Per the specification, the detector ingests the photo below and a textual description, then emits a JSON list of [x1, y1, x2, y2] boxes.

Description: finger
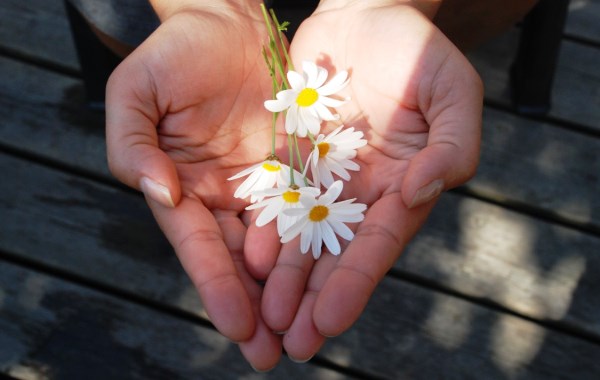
[[283, 291, 324, 363], [243, 209, 283, 280], [105, 53, 181, 208], [281, 254, 338, 361], [213, 210, 282, 371], [403, 50, 483, 208], [147, 196, 254, 342], [261, 237, 315, 333], [313, 193, 434, 337]]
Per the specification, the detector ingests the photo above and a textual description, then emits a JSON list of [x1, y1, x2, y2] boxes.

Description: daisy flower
[[281, 180, 367, 259], [246, 185, 321, 236], [306, 125, 367, 189], [264, 61, 349, 137], [228, 158, 304, 203]]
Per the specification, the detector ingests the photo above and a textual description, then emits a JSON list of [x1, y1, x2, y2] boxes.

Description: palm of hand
[[254, 4, 482, 361], [107, 9, 293, 369]]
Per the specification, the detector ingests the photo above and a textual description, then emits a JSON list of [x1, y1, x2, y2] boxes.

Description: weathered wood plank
[[398, 193, 600, 337], [0, 153, 204, 316], [566, 0, 600, 43], [0, 262, 347, 379], [0, 0, 79, 70], [471, 107, 600, 229], [323, 276, 600, 379], [468, 29, 600, 132], [2, 149, 600, 375], [0, 55, 110, 179]]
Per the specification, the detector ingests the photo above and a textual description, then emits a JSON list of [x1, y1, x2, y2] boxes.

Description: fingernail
[[140, 176, 175, 207], [409, 179, 444, 208], [250, 364, 276, 373], [288, 354, 314, 364]]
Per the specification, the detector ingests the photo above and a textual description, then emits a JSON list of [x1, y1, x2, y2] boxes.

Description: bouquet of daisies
[[228, 5, 367, 259]]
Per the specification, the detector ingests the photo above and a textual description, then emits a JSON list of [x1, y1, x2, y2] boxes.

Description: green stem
[[293, 134, 310, 187], [260, 4, 289, 89], [270, 9, 294, 72], [287, 133, 295, 186]]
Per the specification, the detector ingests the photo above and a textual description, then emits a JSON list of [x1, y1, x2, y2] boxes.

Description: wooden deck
[[1, 1, 599, 379]]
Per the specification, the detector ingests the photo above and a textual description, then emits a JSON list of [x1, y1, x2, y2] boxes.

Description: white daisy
[[246, 185, 321, 236], [264, 61, 349, 137], [306, 125, 367, 189], [228, 158, 304, 203], [281, 181, 366, 259]]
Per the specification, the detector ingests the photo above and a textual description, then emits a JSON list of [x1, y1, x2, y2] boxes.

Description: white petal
[[318, 162, 335, 188], [318, 180, 343, 205], [299, 194, 317, 208], [328, 126, 356, 141], [298, 108, 321, 137], [326, 158, 351, 180], [329, 219, 355, 241], [329, 201, 367, 214], [298, 186, 321, 197], [323, 125, 344, 142], [255, 198, 284, 226], [336, 139, 367, 151], [318, 70, 349, 95], [227, 162, 261, 180], [312, 223, 323, 259], [309, 151, 321, 188], [245, 197, 273, 210], [285, 105, 299, 134], [253, 186, 287, 198], [287, 70, 306, 90], [339, 158, 361, 171], [233, 168, 263, 198], [313, 103, 338, 121], [315, 66, 329, 88], [319, 95, 347, 108], [283, 208, 308, 217], [321, 221, 341, 255], [264, 89, 296, 112], [281, 216, 308, 243], [302, 61, 320, 88], [328, 212, 365, 223], [278, 209, 298, 237], [300, 222, 313, 253], [306, 120, 322, 137]]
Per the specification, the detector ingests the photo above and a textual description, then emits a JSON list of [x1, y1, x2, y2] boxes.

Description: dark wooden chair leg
[[64, 0, 121, 110], [511, 0, 570, 115]]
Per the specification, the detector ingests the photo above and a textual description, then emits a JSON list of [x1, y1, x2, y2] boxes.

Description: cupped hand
[[259, 2, 483, 361], [105, 1, 288, 370]]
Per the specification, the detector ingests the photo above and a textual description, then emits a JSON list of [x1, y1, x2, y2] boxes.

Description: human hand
[[257, 1, 482, 361], [105, 0, 287, 370]]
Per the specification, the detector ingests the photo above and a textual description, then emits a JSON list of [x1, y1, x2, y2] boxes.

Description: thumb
[[402, 54, 483, 208], [105, 57, 181, 208], [401, 140, 480, 208]]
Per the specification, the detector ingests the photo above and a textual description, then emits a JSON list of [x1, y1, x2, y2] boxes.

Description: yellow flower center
[[317, 142, 330, 158], [296, 88, 319, 107], [309, 205, 329, 222], [282, 191, 300, 203], [262, 162, 281, 172]]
